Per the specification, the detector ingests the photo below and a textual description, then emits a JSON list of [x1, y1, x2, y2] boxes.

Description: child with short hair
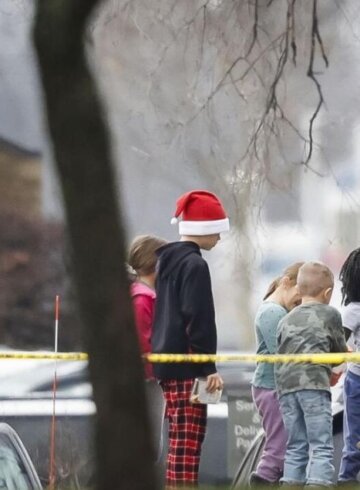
[[152, 189, 229, 487], [275, 261, 348, 487], [338, 248, 360, 485]]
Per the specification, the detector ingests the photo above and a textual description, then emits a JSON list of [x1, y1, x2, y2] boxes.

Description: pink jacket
[[130, 281, 156, 379]]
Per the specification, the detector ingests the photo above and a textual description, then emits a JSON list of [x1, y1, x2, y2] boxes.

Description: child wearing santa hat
[[151, 190, 229, 487]]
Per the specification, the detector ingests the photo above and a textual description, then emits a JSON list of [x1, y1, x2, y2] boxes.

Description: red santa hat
[[171, 190, 230, 236]]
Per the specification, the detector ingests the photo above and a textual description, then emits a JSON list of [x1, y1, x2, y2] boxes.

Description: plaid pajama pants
[[161, 379, 207, 487]]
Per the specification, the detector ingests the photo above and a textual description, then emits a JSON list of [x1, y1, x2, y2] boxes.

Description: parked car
[[0, 358, 95, 488], [0, 423, 42, 489], [232, 379, 346, 487]]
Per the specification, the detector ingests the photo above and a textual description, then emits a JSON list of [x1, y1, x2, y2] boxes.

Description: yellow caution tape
[[0, 351, 358, 364], [146, 352, 360, 364], [0, 352, 88, 361]]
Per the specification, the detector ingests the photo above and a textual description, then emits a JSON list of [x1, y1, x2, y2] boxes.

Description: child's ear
[[281, 276, 290, 288], [324, 287, 333, 302]]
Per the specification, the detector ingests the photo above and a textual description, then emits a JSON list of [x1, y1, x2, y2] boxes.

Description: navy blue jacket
[[151, 241, 217, 379]]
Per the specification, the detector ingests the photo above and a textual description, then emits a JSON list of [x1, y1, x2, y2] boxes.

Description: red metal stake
[[49, 295, 59, 490]]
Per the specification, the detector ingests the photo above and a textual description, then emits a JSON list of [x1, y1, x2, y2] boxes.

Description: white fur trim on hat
[[179, 218, 230, 236]]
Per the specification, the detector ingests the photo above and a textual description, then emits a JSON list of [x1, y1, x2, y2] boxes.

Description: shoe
[[249, 472, 278, 487], [337, 482, 360, 487]]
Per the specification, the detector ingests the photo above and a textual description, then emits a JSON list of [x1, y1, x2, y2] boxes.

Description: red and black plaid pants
[[161, 379, 207, 487]]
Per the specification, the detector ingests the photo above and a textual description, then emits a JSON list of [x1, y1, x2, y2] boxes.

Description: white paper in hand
[[190, 378, 223, 404]]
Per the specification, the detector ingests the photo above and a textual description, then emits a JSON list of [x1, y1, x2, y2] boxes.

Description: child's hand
[[206, 373, 223, 393], [330, 371, 342, 386]]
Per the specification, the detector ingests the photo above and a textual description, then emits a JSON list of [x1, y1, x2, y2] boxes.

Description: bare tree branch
[[290, 0, 297, 65], [304, 0, 328, 166], [245, 0, 259, 57], [186, 32, 285, 125]]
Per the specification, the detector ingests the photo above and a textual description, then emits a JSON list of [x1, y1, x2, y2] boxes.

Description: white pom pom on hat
[[170, 190, 229, 236]]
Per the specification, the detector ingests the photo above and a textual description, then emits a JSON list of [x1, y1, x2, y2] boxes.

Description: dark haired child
[[338, 248, 360, 485], [152, 190, 229, 487]]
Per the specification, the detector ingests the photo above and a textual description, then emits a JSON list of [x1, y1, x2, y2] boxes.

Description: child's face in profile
[[283, 284, 302, 311], [198, 234, 221, 251]]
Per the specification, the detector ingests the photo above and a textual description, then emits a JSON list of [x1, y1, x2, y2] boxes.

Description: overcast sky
[[0, 0, 43, 151]]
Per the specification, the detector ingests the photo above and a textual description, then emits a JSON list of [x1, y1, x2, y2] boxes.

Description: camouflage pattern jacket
[[275, 302, 347, 397]]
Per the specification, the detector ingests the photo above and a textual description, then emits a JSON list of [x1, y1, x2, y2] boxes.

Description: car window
[[0, 435, 32, 489]]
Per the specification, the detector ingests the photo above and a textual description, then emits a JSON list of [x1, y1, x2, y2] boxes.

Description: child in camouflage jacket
[[275, 262, 347, 487]]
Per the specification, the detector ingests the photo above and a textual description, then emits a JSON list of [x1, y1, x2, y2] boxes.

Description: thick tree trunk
[[33, 2, 157, 489]]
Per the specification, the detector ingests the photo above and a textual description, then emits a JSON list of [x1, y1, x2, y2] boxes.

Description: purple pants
[[252, 386, 288, 482]]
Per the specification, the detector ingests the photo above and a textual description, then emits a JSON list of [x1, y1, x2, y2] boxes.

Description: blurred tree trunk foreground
[[34, 1, 157, 489]]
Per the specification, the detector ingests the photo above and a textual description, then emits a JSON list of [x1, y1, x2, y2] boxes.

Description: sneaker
[[249, 472, 278, 487]]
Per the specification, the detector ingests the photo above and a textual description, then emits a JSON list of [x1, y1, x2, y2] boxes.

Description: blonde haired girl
[[250, 262, 304, 486]]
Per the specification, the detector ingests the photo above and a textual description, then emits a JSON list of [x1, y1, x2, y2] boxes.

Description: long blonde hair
[[263, 262, 304, 300]]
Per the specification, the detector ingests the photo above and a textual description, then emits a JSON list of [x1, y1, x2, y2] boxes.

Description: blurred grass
[[53, 487, 231, 490]]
